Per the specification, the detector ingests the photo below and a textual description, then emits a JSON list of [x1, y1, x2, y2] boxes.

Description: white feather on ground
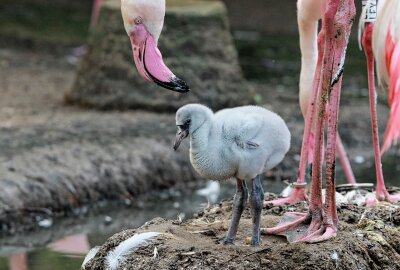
[[321, 189, 347, 206], [105, 232, 161, 270], [81, 246, 100, 268], [343, 190, 373, 206], [280, 184, 294, 198]]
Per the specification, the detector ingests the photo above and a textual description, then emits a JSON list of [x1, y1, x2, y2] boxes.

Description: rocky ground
[[83, 196, 400, 270]]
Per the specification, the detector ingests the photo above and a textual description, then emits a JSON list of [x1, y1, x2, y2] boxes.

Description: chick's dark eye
[[177, 119, 190, 129]]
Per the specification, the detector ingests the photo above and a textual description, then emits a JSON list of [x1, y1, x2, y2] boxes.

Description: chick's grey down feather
[[175, 104, 291, 181]]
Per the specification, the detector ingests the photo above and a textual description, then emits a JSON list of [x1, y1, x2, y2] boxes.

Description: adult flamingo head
[[121, 0, 189, 92]]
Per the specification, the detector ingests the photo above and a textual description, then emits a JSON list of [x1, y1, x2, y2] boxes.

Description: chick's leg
[[250, 175, 264, 246], [224, 178, 248, 245]]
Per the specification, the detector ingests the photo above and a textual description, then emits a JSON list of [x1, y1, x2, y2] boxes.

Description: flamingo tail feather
[[381, 38, 400, 154]]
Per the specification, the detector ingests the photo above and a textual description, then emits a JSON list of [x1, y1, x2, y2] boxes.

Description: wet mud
[[83, 199, 400, 270]]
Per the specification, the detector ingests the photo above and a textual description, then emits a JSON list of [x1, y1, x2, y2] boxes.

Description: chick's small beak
[[173, 128, 189, 151]]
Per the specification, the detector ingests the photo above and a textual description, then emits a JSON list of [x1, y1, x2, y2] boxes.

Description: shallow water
[[0, 179, 288, 270], [0, 184, 235, 270], [0, 157, 399, 270]]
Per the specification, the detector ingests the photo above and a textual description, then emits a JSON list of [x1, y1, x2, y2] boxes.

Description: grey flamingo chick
[[173, 104, 290, 246]]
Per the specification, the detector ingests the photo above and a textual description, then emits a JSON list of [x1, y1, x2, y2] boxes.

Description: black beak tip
[[143, 55, 189, 93], [152, 76, 190, 93], [171, 77, 190, 93]]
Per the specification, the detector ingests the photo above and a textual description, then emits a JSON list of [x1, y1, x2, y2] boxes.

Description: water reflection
[[5, 236, 88, 270], [49, 234, 90, 255], [0, 187, 232, 270], [8, 254, 27, 270]]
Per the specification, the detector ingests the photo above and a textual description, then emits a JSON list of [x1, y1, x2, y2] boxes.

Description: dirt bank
[[82, 198, 400, 270], [0, 48, 204, 235]]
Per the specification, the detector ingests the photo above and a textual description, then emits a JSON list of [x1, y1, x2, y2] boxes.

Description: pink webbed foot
[[298, 225, 337, 243], [366, 191, 400, 206], [261, 212, 309, 237], [261, 209, 337, 243], [389, 193, 400, 202], [264, 184, 308, 206]]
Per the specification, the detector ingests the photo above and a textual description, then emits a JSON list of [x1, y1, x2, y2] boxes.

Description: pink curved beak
[[129, 25, 189, 92]]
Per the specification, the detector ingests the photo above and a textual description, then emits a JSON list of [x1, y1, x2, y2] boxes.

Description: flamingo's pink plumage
[[381, 33, 400, 153], [356, 0, 400, 204], [372, 0, 400, 154]]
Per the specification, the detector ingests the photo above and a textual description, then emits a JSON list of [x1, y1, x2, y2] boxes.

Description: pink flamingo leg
[[264, 4, 324, 206], [90, 0, 103, 29], [362, 24, 400, 205], [336, 135, 356, 184], [262, 0, 355, 243], [264, 0, 356, 207], [303, 45, 345, 243], [303, 0, 357, 241]]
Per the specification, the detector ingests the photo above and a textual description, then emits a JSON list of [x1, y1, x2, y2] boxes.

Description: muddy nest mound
[[82, 198, 400, 270]]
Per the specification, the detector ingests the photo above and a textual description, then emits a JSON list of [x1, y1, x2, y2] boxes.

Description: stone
[[66, 0, 254, 112]]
